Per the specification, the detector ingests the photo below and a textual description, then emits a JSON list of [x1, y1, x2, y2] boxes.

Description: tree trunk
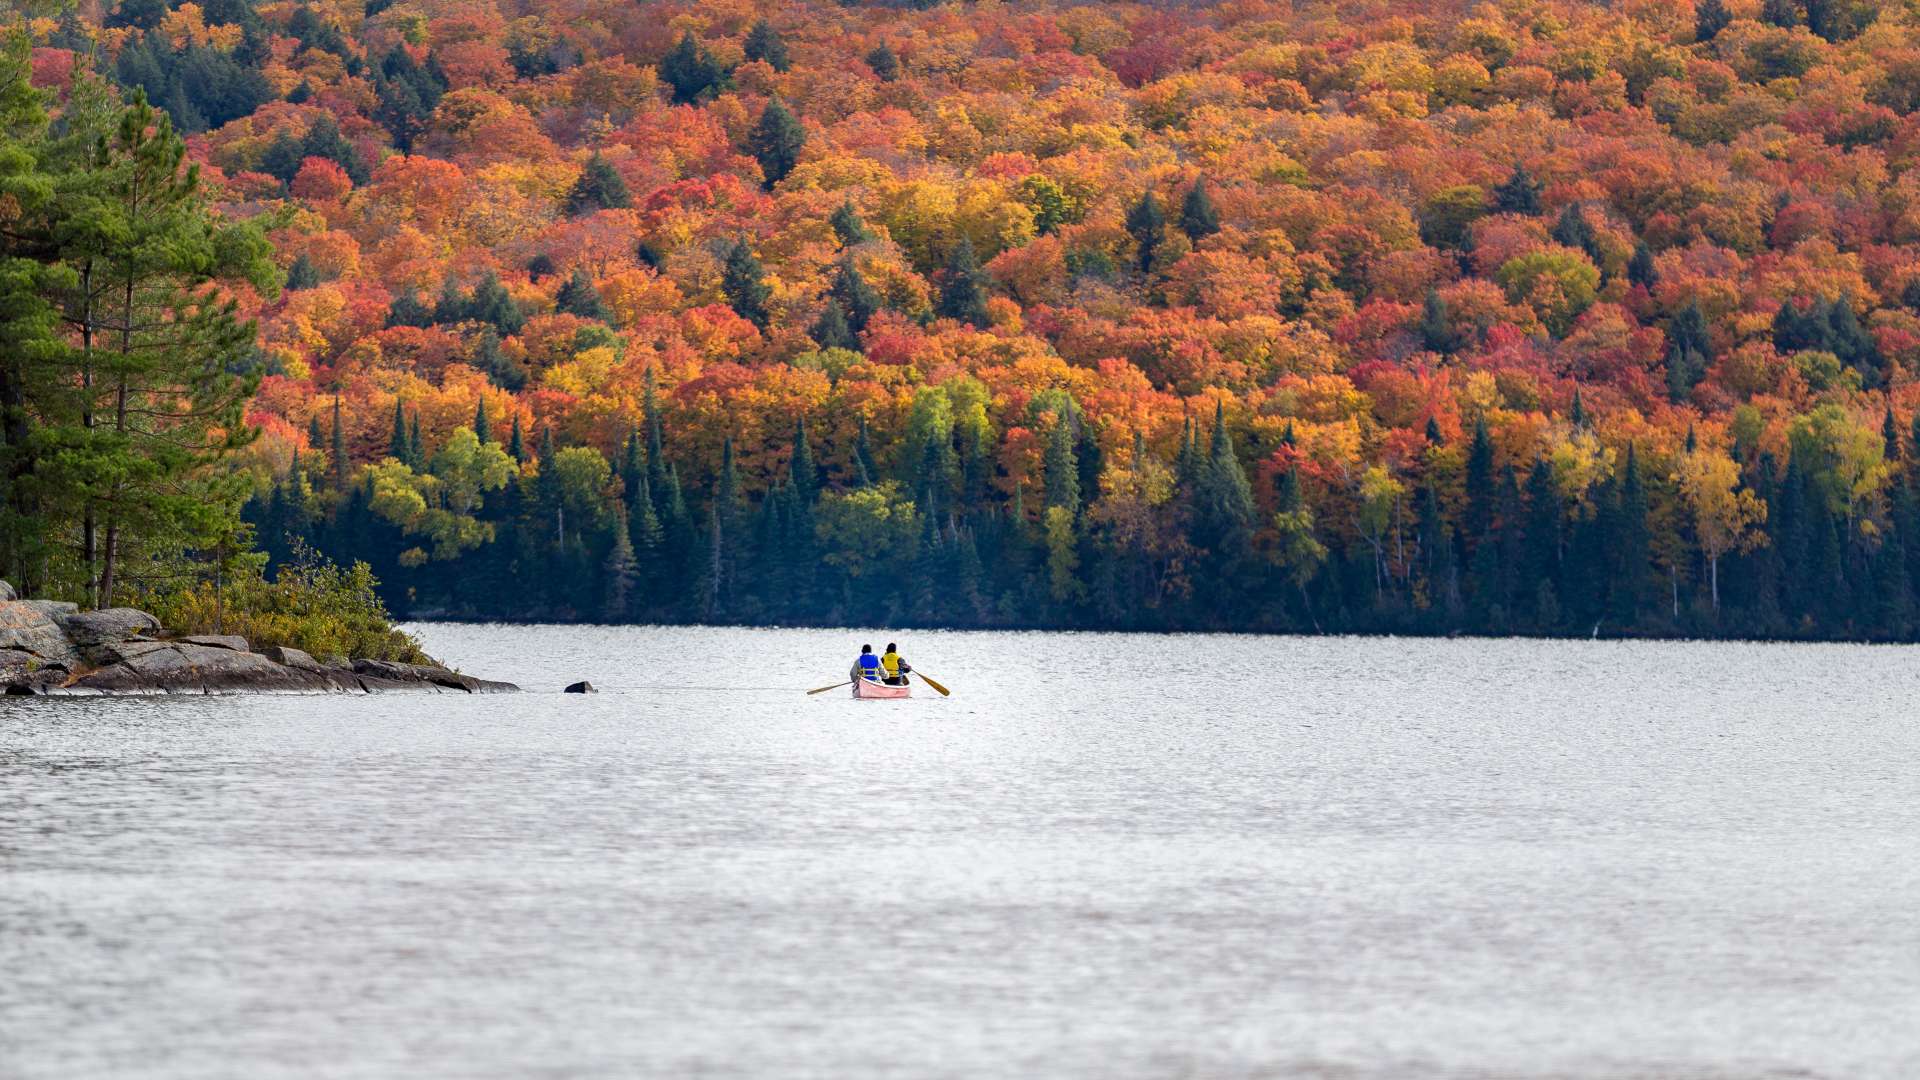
[[1710, 552, 1720, 613]]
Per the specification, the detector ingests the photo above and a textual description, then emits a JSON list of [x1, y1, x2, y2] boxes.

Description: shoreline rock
[[0, 585, 517, 696]]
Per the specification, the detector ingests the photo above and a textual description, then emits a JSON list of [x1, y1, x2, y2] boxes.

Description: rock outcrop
[[0, 586, 516, 696]]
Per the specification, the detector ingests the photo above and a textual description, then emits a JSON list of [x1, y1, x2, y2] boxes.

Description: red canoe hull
[[852, 678, 911, 699]]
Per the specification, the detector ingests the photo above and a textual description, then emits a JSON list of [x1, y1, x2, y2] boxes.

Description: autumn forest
[[8, 0, 1920, 638]]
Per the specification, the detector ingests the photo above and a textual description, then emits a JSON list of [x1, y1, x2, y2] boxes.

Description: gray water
[[3, 626, 1918, 1079]]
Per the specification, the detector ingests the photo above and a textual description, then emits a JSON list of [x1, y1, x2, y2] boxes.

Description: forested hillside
[[14, 0, 1920, 636]]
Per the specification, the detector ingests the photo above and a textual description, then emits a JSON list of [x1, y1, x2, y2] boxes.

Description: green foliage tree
[[564, 153, 630, 216], [721, 240, 771, 328], [749, 98, 805, 189]]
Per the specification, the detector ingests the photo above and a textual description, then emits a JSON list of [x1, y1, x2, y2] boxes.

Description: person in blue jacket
[[850, 644, 883, 682]]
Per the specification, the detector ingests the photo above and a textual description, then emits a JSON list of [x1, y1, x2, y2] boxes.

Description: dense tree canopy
[[16, 0, 1920, 637]]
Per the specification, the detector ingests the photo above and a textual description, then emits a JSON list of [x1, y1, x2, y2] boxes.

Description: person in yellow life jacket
[[880, 642, 912, 686]]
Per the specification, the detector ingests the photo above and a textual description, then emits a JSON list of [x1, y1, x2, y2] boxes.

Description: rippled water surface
[[4, 625, 1919, 1079]]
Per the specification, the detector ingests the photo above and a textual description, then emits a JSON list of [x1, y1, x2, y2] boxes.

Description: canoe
[[852, 678, 911, 699]]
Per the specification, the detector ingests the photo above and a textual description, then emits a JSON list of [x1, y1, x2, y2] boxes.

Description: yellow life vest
[[881, 651, 902, 676]]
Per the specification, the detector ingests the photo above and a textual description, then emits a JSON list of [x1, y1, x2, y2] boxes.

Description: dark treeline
[[248, 382, 1920, 641]]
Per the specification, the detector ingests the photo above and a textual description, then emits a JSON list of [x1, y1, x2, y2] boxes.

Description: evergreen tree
[[474, 399, 491, 445], [1179, 178, 1220, 240], [1627, 241, 1658, 288], [1043, 417, 1079, 511], [1612, 444, 1652, 626], [331, 396, 348, 489], [1521, 459, 1562, 627], [749, 98, 805, 189], [854, 416, 879, 488], [829, 199, 870, 246], [721, 239, 771, 328], [386, 289, 431, 328], [1420, 287, 1459, 354], [564, 153, 630, 215], [555, 267, 608, 321], [1761, 0, 1799, 28], [1885, 407, 1902, 465], [743, 20, 791, 73], [1190, 402, 1255, 594], [1493, 164, 1542, 215], [1695, 0, 1733, 40], [284, 254, 321, 290], [811, 298, 858, 350], [1124, 190, 1166, 272], [473, 328, 523, 392], [469, 272, 523, 335], [508, 414, 525, 463], [603, 500, 636, 621], [660, 32, 730, 104], [389, 399, 410, 463], [408, 412, 423, 469], [830, 257, 882, 331], [865, 43, 899, 82], [1464, 418, 1496, 541], [937, 237, 991, 328], [789, 416, 819, 505]]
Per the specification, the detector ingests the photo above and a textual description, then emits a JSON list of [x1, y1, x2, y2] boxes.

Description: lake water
[[3, 626, 1918, 1079]]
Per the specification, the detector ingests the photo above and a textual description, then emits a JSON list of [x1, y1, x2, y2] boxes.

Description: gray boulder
[[0, 600, 81, 671], [60, 607, 163, 647], [69, 641, 349, 695], [179, 634, 249, 652], [564, 681, 596, 693], [262, 645, 322, 671], [0, 579, 15, 601]]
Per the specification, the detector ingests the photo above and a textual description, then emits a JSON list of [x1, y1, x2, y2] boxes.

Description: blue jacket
[[856, 654, 881, 680]]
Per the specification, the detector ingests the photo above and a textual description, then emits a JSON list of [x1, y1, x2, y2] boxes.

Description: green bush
[[149, 543, 428, 663]]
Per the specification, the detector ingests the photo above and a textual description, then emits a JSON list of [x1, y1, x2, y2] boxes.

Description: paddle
[[913, 671, 950, 696], [806, 679, 853, 695]]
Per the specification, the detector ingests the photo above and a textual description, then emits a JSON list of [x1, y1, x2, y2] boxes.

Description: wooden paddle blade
[[914, 672, 950, 696], [806, 680, 853, 695]]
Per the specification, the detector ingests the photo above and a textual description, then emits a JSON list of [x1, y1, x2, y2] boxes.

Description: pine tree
[[1043, 417, 1079, 512], [1761, 0, 1799, 28], [1179, 177, 1220, 240], [743, 19, 791, 72], [408, 412, 424, 468], [721, 239, 771, 328], [1124, 190, 1166, 272], [474, 398, 491, 444], [854, 416, 878, 488], [811, 298, 857, 350], [831, 257, 881, 331], [1627, 241, 1658, 288], [749, 98, 805, 189], [1465, 417, 1496, 541], [865, 42, 899, 82], [603, 500, 637, 621], [331, 396, 348, 489], [789, 416, 819, 505], [1695, 0, 1733, 39], [1612, 444, 1651, 627], [387, 289, 431, 328], [284, 253, 320, 290], [1493, 164, 1542, 215], [1420, 287, 1459, 353], [1885, 407, 1902, 465], [389, 398, 410, 463], [555, 267, 608, 321], [660, 32, 730, 104], [829, 199, 869, 246], [1521, 459, 1562, 628], [564, 153, 630, 216], [508, 414, 525, 463], [937, 237, 991, 328], [469, 271, 523, 336]]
